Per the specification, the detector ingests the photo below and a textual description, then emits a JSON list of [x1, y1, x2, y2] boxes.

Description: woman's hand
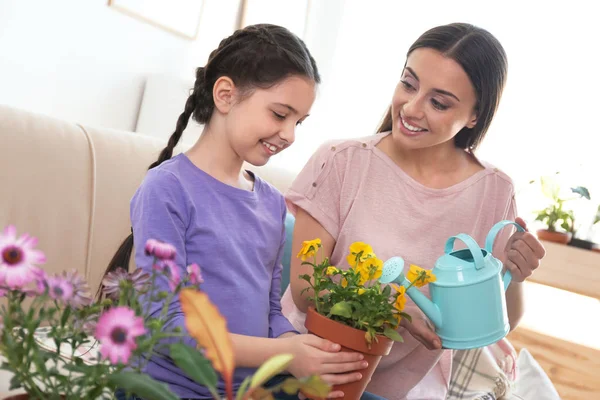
[[281, 333, 368, 398], [504, 217, 546, 282], [400, 317, 442, 351]]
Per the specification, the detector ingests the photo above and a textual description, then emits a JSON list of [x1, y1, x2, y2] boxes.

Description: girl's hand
[[504, 217, 546, 282], [282, 334, 368, 398], [400, 317, 442, 351]]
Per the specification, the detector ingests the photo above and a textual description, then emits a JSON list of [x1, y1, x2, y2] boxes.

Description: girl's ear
[[213, 76, 236, 115]]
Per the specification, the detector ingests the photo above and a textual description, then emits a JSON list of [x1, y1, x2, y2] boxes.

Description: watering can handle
[[485, 220, 526, 290], [445, 233, 486, 270], [485, 220, 526, 253]]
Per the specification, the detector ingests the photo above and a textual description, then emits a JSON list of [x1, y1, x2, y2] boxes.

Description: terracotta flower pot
[[304, 307, 393, 400], [536, 229, 571, 244]]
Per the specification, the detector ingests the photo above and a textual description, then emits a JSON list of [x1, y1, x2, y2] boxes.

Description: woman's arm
[[505, 281, 525, 330], [502, 217, 545, 330], [290, 207, 336, 313]]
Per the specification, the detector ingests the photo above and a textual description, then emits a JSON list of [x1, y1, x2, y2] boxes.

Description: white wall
[[134, 0, 349, 147], [283, 0, 600, 239], [0, 0, 239, 131]]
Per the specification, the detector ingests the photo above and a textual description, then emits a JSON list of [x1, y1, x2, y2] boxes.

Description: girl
[[106, 24, 380, 399], [282, 23, 546, 400]]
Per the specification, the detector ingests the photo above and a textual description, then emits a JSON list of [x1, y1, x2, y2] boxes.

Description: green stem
[[5, 296, 48, 399], [138, 280, 180, 372], [144, 264, 159, 317], [405, 271, 428, 292]]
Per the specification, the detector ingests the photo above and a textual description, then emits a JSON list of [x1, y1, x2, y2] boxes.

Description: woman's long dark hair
[[99, 24, 320, 295], [377, 23, 508, 151]]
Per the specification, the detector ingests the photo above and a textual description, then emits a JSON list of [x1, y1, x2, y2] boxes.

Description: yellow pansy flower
[[357, 288, 366, 295], [326, 266, 339, 276], [346, 242, 375, 267], [296, 238, 322, 261], [355, 257, 383, 285], [406, 264, 436, 287], [341, 278, 348, 288], [394, 285, 407, 312]]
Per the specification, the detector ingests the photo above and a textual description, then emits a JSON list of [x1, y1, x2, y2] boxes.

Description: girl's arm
[[289, 207, 336, 313]]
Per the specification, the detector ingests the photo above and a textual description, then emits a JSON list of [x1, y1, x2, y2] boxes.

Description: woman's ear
[[213, 76, 236, 115], [466, 112, 478, 129]]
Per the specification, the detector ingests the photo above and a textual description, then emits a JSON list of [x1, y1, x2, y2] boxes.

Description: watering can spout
[[404, 284, 443, 329], [380, 257, 443, 329]]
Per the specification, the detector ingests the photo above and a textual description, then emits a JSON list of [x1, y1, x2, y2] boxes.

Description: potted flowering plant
[[0, 225, 329, 400], [530, 174, 590, 244], [297, 239, 436, 400]]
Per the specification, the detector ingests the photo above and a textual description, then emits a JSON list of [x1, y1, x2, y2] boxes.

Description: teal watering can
[[380, 220, 525, 350]]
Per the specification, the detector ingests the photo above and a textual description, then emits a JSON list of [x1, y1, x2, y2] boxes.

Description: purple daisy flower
[[62, 269, 92, 308], [102, 267, 151, 299], [45, 275, 74, 302]]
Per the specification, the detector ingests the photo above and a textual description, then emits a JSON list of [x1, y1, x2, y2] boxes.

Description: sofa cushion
[[0, 105, 94, 283]]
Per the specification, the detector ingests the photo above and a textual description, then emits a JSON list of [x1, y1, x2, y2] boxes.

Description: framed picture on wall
[[108, 0, 204, 40]]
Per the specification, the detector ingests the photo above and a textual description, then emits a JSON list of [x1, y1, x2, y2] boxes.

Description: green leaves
[[383, 327, 404, 343], [8, 374, 22, 390], [250, 353, 294, 389], [330, 301, 352, 318], [281, 375, 331, 399], [107, 372, 180, 400], [170, 343, 219, 397]]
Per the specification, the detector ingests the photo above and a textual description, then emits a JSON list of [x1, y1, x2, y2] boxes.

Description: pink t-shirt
[[280, 132, 517, 400]]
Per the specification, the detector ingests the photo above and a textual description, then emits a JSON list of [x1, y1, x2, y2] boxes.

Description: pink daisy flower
[[45, 275, 74, 303], [95, 306, 146, 365], [187, 263, 204, 285], [0, 225, 46, 289], [154, 260, 181, 291], [144, 239, 176, 260]]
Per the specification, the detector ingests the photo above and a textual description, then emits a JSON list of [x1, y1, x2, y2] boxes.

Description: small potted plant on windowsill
[[533, 175, 590, 244], [297, 239, 435, 400]]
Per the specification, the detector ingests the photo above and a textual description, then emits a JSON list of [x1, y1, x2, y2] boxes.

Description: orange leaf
[[180, 288, 235, 400]]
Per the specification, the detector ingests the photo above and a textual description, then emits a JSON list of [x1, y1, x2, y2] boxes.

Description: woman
[[281, 23, 546, 399]]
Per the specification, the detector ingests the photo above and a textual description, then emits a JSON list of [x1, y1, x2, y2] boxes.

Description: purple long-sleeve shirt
[[130, 153, 296, 398]]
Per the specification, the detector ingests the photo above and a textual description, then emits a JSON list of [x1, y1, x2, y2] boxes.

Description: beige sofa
[[0, 104, 296, 395]]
